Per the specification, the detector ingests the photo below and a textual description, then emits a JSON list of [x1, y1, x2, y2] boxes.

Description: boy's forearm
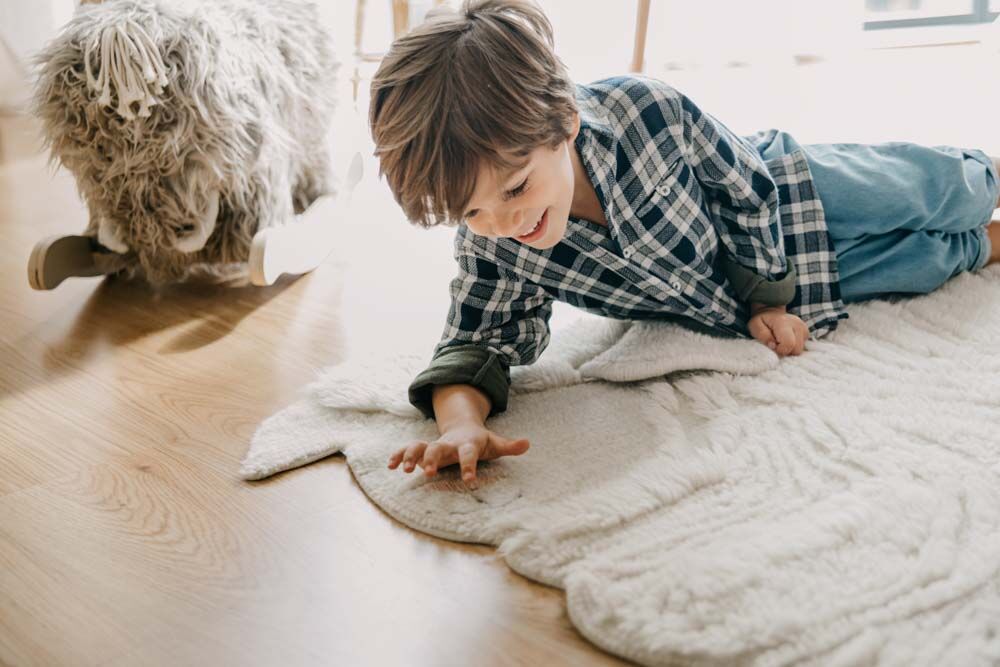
[[431, 383, 492, 433]]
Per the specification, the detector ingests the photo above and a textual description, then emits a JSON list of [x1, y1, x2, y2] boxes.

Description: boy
[[371, 0, 1000, 485]]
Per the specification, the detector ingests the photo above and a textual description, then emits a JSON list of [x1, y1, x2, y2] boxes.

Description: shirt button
[[623, 248, 633, 258], [656, 184, 671, 196], [671, 281, 681, 290]]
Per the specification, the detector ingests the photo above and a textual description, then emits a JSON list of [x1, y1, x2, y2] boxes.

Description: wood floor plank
[[8, 39, 993, 666], [0, 525, 146, 666], [1, 449, 624, 666]]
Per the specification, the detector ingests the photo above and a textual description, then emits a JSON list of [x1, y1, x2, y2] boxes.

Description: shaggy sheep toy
[[28, 0, 357, 289]]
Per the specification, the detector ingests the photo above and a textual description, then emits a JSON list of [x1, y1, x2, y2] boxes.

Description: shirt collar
[[571, 87, 617, 233]]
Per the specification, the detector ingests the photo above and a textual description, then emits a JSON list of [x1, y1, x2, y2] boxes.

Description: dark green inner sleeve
[[407, 344, 511, 421], [722, 255, 797, 306]]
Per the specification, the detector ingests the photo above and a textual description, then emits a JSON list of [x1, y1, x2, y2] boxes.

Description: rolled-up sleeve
[[408, 253, 554, 420]]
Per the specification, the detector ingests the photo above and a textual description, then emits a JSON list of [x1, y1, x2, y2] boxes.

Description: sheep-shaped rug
[[27, 0, 359, 289]]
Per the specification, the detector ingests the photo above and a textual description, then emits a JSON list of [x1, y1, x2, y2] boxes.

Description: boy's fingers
[[774, 321, 796, 355], [793, 323, 808, 354], [422, 443, 444, 475], [419, 445, 434, 473], [748, 318, 776, 349], [402, 441, 428, 472], [457, 442, 479, 483], [388, 444, 415, 468], [492, 437, 530, 457]]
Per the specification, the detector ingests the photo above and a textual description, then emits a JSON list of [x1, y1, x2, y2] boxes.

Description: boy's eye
[[464, 177, 530, 219], [505, 178, 529, 199]]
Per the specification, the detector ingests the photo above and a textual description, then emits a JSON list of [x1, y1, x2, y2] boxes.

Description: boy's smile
[[463, 111, 605, 248]]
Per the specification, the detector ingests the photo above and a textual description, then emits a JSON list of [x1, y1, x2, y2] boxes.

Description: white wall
[[0, 0, 77, 64], [0, 36, 24, 110], [0, 0, 79, 111]]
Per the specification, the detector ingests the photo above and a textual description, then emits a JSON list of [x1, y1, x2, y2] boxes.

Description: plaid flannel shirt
[[409, 74, 849, 420]]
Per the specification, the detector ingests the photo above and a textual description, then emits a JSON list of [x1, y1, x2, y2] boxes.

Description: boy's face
[[461, 112, 581, 250]]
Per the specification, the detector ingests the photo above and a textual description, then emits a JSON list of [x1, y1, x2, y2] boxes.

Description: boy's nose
[[496, 211, 525, 238]]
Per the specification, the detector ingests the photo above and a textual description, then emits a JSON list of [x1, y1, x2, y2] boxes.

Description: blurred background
[[4, 6, 1000, 665], [2, 0, 999, 345], [2, 0, 999, 162]]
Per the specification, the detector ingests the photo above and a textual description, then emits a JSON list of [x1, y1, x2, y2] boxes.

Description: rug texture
[[241, 267, 1000, 667]]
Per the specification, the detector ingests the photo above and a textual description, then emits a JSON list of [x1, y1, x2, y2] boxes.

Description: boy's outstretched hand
[[748, 306, 809, 356], [387, 423, 530, 486]]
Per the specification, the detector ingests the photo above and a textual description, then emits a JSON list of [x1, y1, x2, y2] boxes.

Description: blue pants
[[756, 132, 999, 304]]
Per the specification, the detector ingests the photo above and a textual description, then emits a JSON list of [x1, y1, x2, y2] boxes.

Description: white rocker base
[[27, 234, 126, 291], [27, 194, 345, 290], [250, 149, 362, 286], [248, 194, 341, 287], [29, 150, 362, 291]]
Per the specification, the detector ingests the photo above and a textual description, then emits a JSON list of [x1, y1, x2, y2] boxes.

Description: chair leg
[[631, 0, 651, 73], [392, 0, 409, 39], [354, 0, 366, 58]]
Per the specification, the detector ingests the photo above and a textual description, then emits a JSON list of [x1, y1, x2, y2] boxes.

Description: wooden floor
[[0, 54, 632, 664], [4, 38, 1000, 665]]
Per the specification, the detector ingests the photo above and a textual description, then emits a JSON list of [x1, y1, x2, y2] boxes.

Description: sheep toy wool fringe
[[30, 0, 340, 285]]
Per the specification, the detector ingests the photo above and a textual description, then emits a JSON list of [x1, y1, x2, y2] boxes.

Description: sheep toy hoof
[[27, 234, 127, 290]]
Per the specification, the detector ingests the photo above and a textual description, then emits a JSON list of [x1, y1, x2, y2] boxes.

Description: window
[[864, 0, 999, 29]]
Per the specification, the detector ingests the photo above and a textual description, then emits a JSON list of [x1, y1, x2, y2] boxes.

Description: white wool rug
[[242, 267, 1000, 667]]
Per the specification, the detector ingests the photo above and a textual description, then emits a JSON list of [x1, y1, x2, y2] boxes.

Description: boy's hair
[[369, 0, 578, 228]]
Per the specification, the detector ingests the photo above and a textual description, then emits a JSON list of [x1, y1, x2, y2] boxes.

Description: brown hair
[[369, 0, 578, 228]]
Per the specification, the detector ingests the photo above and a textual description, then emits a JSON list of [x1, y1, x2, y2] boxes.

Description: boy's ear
[[568, 111, 581, 143]]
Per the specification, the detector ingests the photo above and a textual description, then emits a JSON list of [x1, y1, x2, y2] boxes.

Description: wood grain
[[0, 63, 627, 667], [6, 35, 998, 667]]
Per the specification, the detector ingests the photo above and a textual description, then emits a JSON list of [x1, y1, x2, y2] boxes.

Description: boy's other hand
[[748, 307, 808, 356], [387, 423, 530, 486]]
